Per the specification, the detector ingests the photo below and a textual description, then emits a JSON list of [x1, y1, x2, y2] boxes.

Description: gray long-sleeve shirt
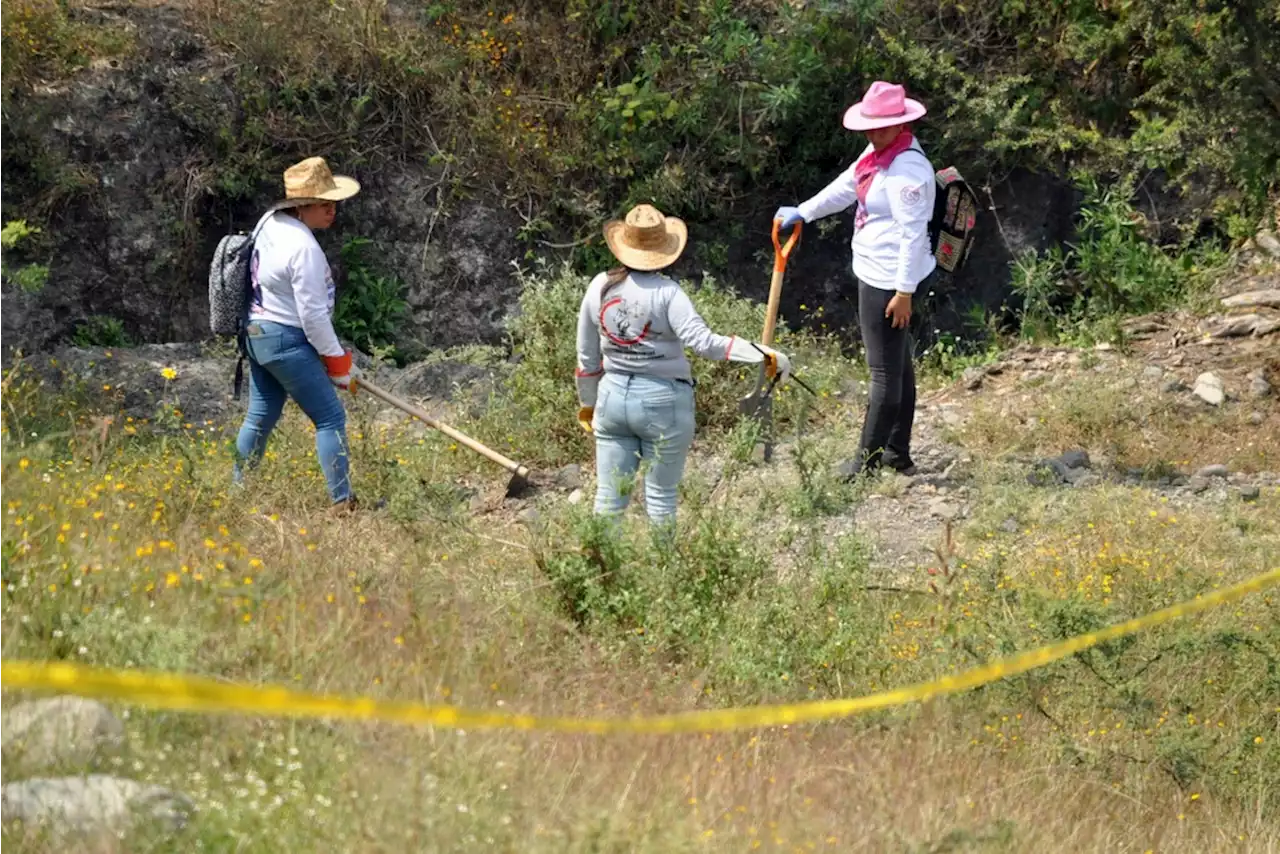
[[575, 271, 736, 407]]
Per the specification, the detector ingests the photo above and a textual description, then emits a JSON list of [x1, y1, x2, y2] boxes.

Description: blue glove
[[774, 206, 805, 228]]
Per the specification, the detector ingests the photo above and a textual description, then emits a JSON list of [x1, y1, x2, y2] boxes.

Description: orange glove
[[323, 350, 356, 390], [577, 406, 594, 434]]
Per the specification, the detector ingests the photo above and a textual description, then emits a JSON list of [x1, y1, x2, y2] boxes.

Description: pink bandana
[[853, 132, 915, 231]]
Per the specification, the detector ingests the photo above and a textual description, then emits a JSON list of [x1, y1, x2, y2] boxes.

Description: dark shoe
[[881, 452, 917, 476], [329, 496, 360, 517]]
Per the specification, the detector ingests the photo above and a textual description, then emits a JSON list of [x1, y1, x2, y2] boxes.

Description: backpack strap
[[231, 209, 274, 402]]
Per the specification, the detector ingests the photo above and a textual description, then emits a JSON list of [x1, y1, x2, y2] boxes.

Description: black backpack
[[928, 166, 979, 277]]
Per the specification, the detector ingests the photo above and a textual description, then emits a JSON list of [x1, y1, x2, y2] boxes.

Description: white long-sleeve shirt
[[575, 271, 737, 407], [248, 212, 344, 357], [798, 140, 937, 293]]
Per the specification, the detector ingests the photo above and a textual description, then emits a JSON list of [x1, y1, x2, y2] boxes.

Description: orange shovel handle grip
[[772, 219, 801, 272]]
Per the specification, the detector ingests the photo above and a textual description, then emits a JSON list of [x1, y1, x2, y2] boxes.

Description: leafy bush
[[1, 0, 133, 95], [332, 237, 407, 359], [465, 261, 848, 468], [72, 315, 131, 347], [1, 219, 48, 293], [1011, 176, 1229, 341]]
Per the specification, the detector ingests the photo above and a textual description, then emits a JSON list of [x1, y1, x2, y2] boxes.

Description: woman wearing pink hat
[[776, 81, 936, 480]]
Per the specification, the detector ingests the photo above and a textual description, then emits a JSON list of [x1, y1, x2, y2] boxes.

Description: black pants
[[855, 280, 916, 472]]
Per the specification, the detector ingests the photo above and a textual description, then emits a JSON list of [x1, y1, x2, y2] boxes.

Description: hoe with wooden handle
[[352, 377, 532, 498], [738, 218, 801, 462]]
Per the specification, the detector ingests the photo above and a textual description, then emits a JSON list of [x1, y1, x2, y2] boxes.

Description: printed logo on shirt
[[599, 297, 655, 354], [899, 184, 925, 207], [325, 267, 335, 312]]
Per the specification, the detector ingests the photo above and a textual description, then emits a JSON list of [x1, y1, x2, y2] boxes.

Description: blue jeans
[[592, 373, 696, 527], [234, 321, 353, 503]]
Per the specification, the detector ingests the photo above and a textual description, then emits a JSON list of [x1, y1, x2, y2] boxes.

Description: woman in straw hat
[[776, 81, 936, 480], [575, 204, 793, 528], [233, 156, 363, 512]]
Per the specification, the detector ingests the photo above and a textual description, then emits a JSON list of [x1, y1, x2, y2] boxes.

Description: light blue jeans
[[234, 321, 353, 503], [592, 373, 696, 527]]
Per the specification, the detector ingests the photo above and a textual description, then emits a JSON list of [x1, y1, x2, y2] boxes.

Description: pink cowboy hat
[[842, 81, 927, 131]]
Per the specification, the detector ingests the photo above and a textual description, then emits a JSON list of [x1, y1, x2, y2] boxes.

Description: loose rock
[[1255, 231, 1280, 259], [1238, 485, 1261, 503], [516, 507, 541, 526], [567, 489, 584, 505], [1221, 288, 1280, 310], [1247, 369, 1273, 400], [1, 776, 192, 842], [554, 463, 584, 491], [1193, 373, 1225, 406], [1187, 476, 1210, 494], [1195, 464, 1229, 479], [1209, 314, 1280, 339], [2, 697, 124, 773], [962, 366, 985, 391], [928, 499, 962, 521], [1058, 449, 1091, 470]]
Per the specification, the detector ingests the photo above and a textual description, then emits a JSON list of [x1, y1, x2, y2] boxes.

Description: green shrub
[[1011, 176, 1230, 341], [72, 315, 131, 348], [332, 237, 408, 359], [1, 219, 49, 294], [464, 261, 848, 468]]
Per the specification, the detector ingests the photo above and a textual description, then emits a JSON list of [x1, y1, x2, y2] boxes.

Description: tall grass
[[2, 268, 1278, 851]]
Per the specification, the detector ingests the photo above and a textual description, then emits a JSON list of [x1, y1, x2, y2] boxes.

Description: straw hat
[[272, 156, 361, 209], [602, 204, 688, 271], [842, 81, 927, 131]]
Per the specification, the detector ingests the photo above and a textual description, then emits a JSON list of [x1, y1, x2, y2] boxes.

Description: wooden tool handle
[[353, 378, 529, 477], [761, 220, 801, 346]]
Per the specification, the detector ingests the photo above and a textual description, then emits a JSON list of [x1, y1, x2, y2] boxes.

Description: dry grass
[[957, 366, 1280, 474], [2, 343, 1278, 852]]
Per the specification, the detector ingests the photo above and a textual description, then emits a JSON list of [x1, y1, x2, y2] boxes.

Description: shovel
[[738, 218, 801, 461], [352, 377, 532, 498]]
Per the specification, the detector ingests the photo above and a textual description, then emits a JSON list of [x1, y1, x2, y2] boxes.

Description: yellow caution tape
[[3, 568, 1276, 735]]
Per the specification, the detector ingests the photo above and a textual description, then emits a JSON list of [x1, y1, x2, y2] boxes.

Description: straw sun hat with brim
[[270, 156, 361, 210], [602, 204, 688, 271]]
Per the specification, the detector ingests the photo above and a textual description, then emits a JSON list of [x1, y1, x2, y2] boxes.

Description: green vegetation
[[331, 237, 408, 362], [3, 268, 1278, 850], [71, 315, 131, 348], [1, 219, 49, 295], [1011, 175, 1233, 343], [0, 0, 133, 96]]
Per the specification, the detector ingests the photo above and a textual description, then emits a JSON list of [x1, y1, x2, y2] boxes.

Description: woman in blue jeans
[[575, 204, 793, 528], [233, 156, 362, 512]]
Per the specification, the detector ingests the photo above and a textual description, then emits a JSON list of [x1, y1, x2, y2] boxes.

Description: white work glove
[[322, 350, 363, 391], [726, 338, 792, 385]]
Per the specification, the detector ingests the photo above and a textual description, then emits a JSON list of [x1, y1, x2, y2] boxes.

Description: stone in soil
[[1, 776, 192, 843], [1187, 476, 1210, 494], [928, 499, 962, 521], [1072, 473, 1102, 488], [2, 697, 124, 773], [1193, 372, 1226, 406], [1195, 464, 1229, 479], [962, 366, 985, 391], [1237, 486, 1261, 502], [554, 463, 584, 491], [567, 489, 584, 505], [1247, 369, 1273, 399]]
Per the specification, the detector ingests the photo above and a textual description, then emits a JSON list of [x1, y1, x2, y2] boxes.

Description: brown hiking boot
[[328, 496, 360, 517]]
